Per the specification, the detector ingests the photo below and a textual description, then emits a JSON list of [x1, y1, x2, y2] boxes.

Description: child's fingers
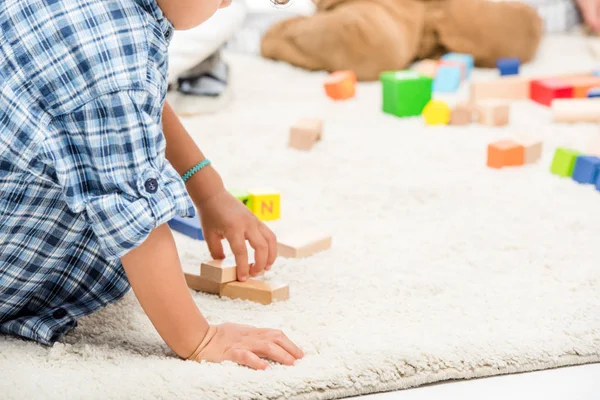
[[230, 348, 269, 370], [258, 224, 277, 270], [226, 233, 250, 281], [252, 341, 296, 366], [205, 231, 225, 260], [256, 329, 304, 359], [246, 229, 268, 276]]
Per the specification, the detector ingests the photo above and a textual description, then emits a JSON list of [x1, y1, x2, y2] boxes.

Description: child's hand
[[192, 323, 304, 370], [197, 190, 277, 280], [578, 0, 600, 33]]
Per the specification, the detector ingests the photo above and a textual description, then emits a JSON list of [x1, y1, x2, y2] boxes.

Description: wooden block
[[324, 71, 356, 101], [530, 79, 573, 106], [520, 138, 543, 164], [550, 148, 581, 177], [450, 103, 474, 125], [380, 71, 432, 117], [411, 59, 438, 78], [220, 278, 289, 305], [561, 76, 600, 98], [496, 57, 520, 76], [422, 100, 451, 125], [433, 65, 462, 93], [572, 156, 600, 184], [477, 101, 509, 126], [201, 257, 261, 284], [470, 76, 530, 101], [487, 140, 524, 169], [247, 189, 280, 221], [441, 53, 474, 78], [438, 60, 466, 80], [185, 273, 224, 295], [168, 215, 204, 241], [277, 230, 332, 258], [552, 99, 600, 123], [229, 189, 249, 205], [289, 118, 323, 151]]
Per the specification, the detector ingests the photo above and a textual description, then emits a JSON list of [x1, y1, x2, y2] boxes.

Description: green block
[[380, 71, 432, 117], [550, 148, 581, 177], [228, 189, 249, 205]]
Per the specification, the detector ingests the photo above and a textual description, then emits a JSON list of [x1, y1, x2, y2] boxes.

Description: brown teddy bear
[[261, 0, 543, 81]]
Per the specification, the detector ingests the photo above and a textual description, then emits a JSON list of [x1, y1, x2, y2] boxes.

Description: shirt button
[[145, 178, 159, 194], [164, 30, 171, 40], [52, 308, 68, 319]]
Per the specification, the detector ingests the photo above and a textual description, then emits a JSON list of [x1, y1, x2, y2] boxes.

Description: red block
[[530, 79, 573, 106]]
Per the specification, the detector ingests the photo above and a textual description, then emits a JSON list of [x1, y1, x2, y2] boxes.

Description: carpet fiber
[[1, 36, 600, 400]]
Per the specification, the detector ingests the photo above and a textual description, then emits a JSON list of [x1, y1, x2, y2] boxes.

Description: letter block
[[247, 189, 281, 221]]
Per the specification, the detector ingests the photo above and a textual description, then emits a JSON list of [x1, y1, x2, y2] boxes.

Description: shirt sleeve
[[50, 90, 195, 260]]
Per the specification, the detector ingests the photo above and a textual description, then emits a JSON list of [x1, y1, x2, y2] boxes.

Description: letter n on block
[[247, 189, 281, 221]]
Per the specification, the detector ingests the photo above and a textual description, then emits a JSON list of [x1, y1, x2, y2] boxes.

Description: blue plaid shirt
[[0, 0, 194, 344]]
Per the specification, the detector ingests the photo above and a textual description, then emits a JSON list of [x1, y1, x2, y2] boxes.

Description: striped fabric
[[0, 0, 193, 344]]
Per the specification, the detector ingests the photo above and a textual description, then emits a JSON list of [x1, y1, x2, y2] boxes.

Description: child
[[0, 0, 303, 370]]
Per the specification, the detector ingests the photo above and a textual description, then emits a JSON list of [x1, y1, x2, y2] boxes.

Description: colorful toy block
[[552, 99, 600, 123], [588, 87, 600, 98], [289, 118, 323, 151], [449, 103, 474, 125], [422, 100, 451, 125], [168, 215, 204, 240], [247, 189, 281, 221], [411, 59, 438, 78], [277, 229, 332, 258], [530, 79, 573, 106], [441, 53, 474, 78], [324, 70, 356, 100], [229, 189, 249, 205], [572, 156, 600, 184], [550, 148, 581, 177], [438, 60, 466, 80], [487, 140, 524, 169], [471, 77, 530, 101], [221, 278, 290, 305], [380, 71, 432, 117], [496, 57, 520, 76], [562, 76, 600, 98], [521, 138, 543, 164], [477, 101, 509, 126], [201, 256, 261, 284], [433, 65, 462, 93]]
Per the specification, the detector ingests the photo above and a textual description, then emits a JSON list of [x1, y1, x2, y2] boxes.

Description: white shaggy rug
[[1, 36, 600, 399]]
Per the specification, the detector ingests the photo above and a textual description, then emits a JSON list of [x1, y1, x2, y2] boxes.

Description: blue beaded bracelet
[[182, 159, 211, 183]]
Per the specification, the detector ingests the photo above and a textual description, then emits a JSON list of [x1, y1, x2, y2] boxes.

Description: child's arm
[[162, 101, 276, 280], [121, 223, 303, 368]]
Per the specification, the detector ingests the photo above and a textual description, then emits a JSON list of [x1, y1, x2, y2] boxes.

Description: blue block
[[572, 156, 600, 184], [433, 66, 461, 93], [588, 87, 600, 98], [168, 215, 204, 240], [596, 174, 600, 191], [594, 70, 600, 77], [441, 53, 474, 78], [496, 57, 520, 76]]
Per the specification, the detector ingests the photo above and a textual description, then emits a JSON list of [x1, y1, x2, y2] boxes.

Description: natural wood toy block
[[551, 99, 600, 123], [477, 101, 509, 126], [247, 189, 280, 221], [289, 118, 323, 151], [530, 79, 573, 106], [550, 148, 581, 177], [411, 59, 438, 78], [520, 138, 543, 164], [201, 257, 262, 284], [228, 189, 249, 205], [324, 70, 356, 101], [185, 273, 224, 295], [496, 57, 520, 76], [471, 77, 531, 102], [221, 278, 290, 305], [441, 53, 474, 78], [561, 76, 600, 98], [450, 103, 474, 125], [380, 71, 432, 117], [422, 100, 451, 125], [572, 156, 600, 184], [277, 230, 332, 258], [487, 140, 525, 169]]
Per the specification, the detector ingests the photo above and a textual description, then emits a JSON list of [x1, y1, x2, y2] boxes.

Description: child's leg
[[261, 0, 427, 81]]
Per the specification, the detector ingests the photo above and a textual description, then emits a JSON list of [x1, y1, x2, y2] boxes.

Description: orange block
[[324, 70, 356, 100], [487, 140, 525, 169], [561, 76, 600, 98]]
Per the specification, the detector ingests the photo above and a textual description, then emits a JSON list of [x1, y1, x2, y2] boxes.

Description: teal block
[[380, 71, 432, 118], [550, 148, 581, 177], [441, 53, 474, 78], [433, 66, 461, 93]]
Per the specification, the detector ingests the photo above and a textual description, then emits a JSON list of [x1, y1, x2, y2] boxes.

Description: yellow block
[[247, 189, 280, 221], [422, 100, 451, 125]]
